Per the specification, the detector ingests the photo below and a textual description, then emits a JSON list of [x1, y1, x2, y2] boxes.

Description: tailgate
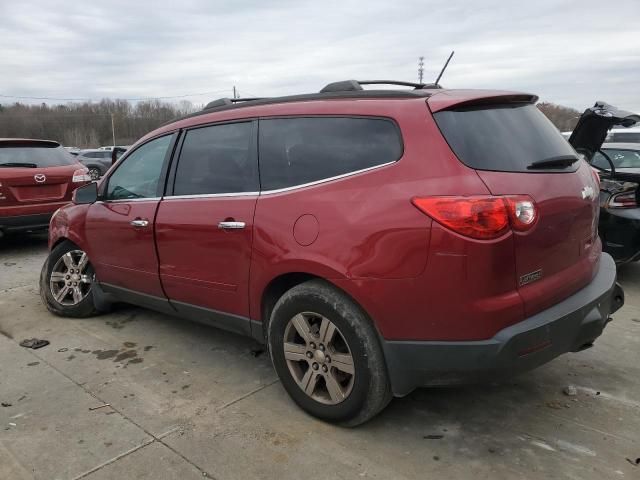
[[476, 164, 600, 316], [431, 99, 601, 317], [1, 165, 78, 204]]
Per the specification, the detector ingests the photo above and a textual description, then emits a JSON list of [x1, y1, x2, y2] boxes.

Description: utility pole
[[233, 86, 238, 99], [110, 113, 116, 147], [418, 56, 424, 84]]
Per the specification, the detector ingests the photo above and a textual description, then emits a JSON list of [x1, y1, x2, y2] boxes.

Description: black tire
[[40, 241, 99, 318], [267, 279, 391, 426]]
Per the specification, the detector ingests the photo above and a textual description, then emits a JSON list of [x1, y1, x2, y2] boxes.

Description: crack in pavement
[[1, 283, 37, 292], [21, 346, 218, 480], [217, 379, 280, 412]]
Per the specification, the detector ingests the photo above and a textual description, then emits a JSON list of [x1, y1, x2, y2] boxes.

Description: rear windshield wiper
[[527, 155, 579, 170], [0, 162, 38, 168]]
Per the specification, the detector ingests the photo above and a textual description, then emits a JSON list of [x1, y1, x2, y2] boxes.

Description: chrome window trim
[[101, 197, 162, 204], [259, 160, 396, 195], [155, 160, 395, 200], [163, 191, 259, 200]]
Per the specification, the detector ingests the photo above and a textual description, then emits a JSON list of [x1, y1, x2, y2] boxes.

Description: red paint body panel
[[84, 200, 164, 297], [475, 162, 601, 317], [155, 196, 257, 317]]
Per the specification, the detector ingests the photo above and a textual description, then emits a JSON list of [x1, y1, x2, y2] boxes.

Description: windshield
[[0, 145, 76, 167], [594, 149, 640, 170], [433, 103, 578, 173]]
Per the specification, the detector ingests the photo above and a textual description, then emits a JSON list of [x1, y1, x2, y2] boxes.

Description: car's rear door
[[84, 134, 176, 301], [155, 120, 258, 335]]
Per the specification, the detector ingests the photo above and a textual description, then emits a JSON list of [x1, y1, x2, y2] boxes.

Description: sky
[[0, 0, 638, 112]]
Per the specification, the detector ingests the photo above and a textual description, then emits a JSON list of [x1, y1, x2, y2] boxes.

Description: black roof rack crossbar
[[320, 79, 441, 93], [204, 97, 265, 110]]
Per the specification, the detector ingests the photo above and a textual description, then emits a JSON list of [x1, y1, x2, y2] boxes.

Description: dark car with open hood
[[568, 102, 640, 264], [0, 139, 91, 237]]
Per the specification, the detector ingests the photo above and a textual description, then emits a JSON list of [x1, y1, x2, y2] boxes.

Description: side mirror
[[73, 182, 98, 205]]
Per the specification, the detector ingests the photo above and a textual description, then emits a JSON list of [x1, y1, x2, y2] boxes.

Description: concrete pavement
[[1, 233, 638, 479]]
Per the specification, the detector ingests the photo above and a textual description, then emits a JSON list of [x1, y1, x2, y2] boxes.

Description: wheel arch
[[258, 271, 382, 343]]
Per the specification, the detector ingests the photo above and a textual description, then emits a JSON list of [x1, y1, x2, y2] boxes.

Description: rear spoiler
[[0, 139, 60, 148], [427, 90, 538, 113]]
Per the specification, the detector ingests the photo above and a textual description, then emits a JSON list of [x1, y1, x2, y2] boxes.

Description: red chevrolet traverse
[[40, 81, 624, 425], [0, 139, 91, 237]]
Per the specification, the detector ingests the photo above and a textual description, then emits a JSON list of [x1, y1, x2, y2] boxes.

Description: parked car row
[[39, 82, 627, 425]]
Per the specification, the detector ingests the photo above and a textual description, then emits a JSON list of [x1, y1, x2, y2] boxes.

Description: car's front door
[[85, 133, 175, 299], [155, 121, 258, 335]]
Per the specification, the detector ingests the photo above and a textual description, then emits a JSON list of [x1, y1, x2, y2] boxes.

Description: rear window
[[0, 144, 75, 167], [259, 117, 402, 191], [433, 103, 577, 172]]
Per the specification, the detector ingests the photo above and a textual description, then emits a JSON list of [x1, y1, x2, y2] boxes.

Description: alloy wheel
[[49, 250, 93, 306], [283, 312, 355, 405], [88, 168, 101, 181]]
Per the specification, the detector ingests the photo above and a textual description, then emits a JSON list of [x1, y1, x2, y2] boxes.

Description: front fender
[[48, 203, 91, 252]]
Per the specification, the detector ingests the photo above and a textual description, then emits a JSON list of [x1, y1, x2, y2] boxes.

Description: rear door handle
[[130, 218, 149, 228], [218, 221, 246, 230]]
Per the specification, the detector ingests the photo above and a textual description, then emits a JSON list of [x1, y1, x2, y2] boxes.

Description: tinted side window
[[259, 117, 402, 190], [106, 135, 172, 200], [173, 122, 256, 195]]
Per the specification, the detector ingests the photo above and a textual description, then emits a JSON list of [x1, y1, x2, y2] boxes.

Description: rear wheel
[[40, 241, 99, 317], [268, 280, 391, 426]]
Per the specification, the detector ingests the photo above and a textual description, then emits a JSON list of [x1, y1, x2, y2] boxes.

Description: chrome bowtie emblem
[[581, 185, 594, 200], [34, 174, 46, 183]]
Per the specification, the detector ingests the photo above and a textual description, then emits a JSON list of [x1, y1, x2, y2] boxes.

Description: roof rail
[[203, 97, 264, 110], [319, 79, 441, 93]]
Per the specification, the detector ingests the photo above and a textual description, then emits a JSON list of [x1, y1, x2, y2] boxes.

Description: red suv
[[40, 81, 624, 425], [0, 139, 91, 237]]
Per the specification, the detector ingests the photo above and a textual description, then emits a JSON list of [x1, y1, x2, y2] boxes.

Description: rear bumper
[[383, 253, 622, 396], [0, 212, 54, 233]]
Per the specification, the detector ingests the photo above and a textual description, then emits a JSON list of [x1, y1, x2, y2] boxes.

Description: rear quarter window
[[259, 117, 402, 191], [433, 103, 577, 173]]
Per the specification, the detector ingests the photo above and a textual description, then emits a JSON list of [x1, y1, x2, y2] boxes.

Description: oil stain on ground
[[76, 341, 146, 367], [105, 312, 139, 330]]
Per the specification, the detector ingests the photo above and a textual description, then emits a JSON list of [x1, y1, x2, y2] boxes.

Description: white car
[[606, 127, 640, 143]]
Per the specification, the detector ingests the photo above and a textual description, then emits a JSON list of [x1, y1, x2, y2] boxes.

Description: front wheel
[[40, 241, 99, 317], [268, 280, 391, 426]]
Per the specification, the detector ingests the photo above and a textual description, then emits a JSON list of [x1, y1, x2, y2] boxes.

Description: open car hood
[[569, 102, 639, 161]]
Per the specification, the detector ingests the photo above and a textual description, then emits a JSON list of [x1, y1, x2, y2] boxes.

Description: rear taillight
[[412, 195, 538, 240], [72, 168, 91, 183], [608, 190, 637, 209]]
